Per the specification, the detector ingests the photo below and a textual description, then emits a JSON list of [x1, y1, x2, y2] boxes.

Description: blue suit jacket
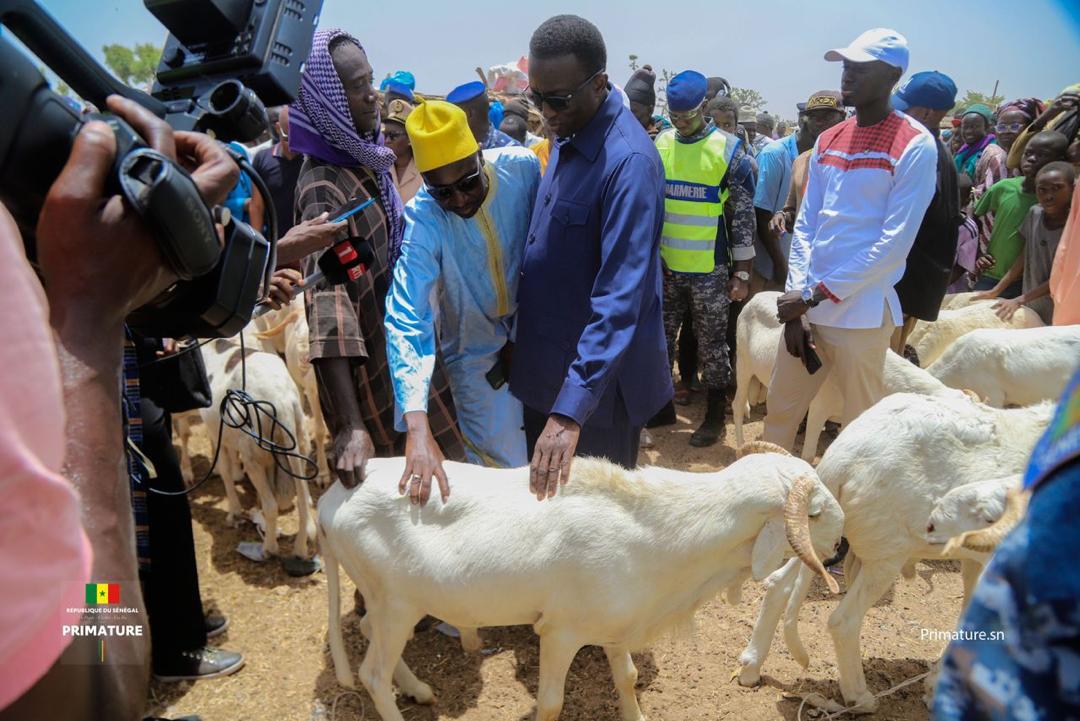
[[510, 89, 673, 429]]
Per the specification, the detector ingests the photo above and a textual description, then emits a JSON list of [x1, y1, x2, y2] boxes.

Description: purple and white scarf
[[289, 29, 405, 264]]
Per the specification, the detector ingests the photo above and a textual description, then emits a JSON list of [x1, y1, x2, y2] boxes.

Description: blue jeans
[[973, 275, 1023, 298]]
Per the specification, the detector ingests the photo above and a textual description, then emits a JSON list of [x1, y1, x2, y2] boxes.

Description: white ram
[[906, 300, 1044, 367], [201, 337, 317, 559], [735, 392, 1052, 713], [926, 325, 1080, 407], [319, 447, 844, 721], [252, 297, 332, 485]]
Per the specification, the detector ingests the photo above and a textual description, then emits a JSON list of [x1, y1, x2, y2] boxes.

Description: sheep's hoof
[[459, 628, 483, 653], [335, 672, 356, 690], [842, 692, 878, 715], [735, 666, 761, 687], [406, 682, 436, 705]]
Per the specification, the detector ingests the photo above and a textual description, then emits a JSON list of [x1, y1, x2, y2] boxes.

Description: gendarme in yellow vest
[[655, 127, 738, 273]]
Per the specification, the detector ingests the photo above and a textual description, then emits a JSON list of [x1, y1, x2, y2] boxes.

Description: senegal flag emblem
[[85, 583, 120, 605]]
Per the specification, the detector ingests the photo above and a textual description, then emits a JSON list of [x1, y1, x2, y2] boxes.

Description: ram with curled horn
[[317, 451, 843, 721], [942, 486, 1030, 556]]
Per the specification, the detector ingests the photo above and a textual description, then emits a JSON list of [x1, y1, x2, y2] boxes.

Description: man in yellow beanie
[[385, 100, 542, 505]]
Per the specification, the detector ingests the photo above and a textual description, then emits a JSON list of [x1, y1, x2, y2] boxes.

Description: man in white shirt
[[763, 28, 938, 452]]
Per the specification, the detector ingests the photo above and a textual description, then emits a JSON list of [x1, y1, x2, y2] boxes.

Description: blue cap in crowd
[[379, 70, 415, 92], [383, 81, 415, 102], [892, 70, 957, 112], [447, 81, 487, 105], [666, 70, 707, 112]]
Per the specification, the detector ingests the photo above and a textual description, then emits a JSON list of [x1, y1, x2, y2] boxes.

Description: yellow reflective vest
[[655, 127, 737, 273]]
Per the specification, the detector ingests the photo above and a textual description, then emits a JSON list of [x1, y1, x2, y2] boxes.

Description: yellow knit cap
[[406, 100, 480, 173]]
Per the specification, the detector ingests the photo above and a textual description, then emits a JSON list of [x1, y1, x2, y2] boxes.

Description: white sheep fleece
[[737, 392, 1052, 713], [319, 453, 844, 721], [927, 324, 1080, 407]]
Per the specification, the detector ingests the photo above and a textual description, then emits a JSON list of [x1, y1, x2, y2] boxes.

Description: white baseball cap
[[825, 28, 909, 73]]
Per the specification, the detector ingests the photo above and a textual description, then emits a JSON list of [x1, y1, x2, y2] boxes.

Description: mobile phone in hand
[[331, 197, 376, 224]]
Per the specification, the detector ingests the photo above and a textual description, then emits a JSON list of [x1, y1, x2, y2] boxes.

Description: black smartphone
[[804, 345, 823, 375], [485, 360, 507, 390]]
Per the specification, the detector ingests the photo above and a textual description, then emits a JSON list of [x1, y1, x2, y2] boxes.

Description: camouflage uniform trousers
[[662, 263, 732, 390]]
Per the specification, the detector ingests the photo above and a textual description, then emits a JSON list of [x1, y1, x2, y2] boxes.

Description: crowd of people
[[1, 10, 1079, 721]]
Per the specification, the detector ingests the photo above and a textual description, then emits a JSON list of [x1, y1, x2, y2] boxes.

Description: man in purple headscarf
[[288, 29, 466, 491]]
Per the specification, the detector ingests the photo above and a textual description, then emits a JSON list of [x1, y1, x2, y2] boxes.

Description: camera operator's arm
[[2, 99, 235, 721]]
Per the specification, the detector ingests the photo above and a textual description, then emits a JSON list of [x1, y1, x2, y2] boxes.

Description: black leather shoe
[[154, 647, 245, 682]]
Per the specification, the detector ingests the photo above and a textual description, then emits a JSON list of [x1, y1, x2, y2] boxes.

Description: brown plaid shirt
[[295, 158, 466, 461]]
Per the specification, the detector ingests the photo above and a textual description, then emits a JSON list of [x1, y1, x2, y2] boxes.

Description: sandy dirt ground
[[147, 393, 962, 721]]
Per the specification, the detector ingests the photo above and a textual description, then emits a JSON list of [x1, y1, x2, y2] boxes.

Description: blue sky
[[28, 0, 1080, 120]]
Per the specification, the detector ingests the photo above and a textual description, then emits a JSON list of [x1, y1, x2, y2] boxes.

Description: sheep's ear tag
[[751, 516, 787, 581]]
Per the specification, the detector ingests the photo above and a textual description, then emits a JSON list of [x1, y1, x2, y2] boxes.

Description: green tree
[[951, 90, 1004, 116], [102, 42, 162, 89], [730, 87, 767, 111], [628, 54, 639, 72]]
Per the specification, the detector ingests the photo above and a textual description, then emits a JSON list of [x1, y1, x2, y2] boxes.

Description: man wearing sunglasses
[[511, 14, 671, 502], [654, 70, 756, 448], [384, 100, 541, 506]]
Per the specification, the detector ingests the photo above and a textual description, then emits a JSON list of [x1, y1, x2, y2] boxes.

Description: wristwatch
[[733, 270, 750, 282], [801, 286, 821, 308]]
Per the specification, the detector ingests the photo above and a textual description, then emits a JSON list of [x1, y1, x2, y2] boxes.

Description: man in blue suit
[[511, 14, 672, 501]]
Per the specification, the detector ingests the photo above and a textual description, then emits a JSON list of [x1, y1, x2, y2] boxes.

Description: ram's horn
[[784, 474, 839, 594], [737, 441, 793, 459], [944, 487, 1030, 555]]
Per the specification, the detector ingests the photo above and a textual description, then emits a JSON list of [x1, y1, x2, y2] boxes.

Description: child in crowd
[[972, 130, 1069, 297], [975, 161, 1075, 323], [948, 173, 980, 293]]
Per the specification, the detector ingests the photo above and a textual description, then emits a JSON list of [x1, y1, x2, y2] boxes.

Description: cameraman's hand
[[276, 212, 348, 266], [38, 96, 240, 329], [37, 119, 176, 328], [105, 96, 237, 207]]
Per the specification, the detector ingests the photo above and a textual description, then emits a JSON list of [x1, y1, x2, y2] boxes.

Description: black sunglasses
[[425, 161, 483, 201], [527, 69, 604, 112]]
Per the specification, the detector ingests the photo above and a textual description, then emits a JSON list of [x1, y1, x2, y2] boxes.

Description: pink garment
[[0, 207, 92, 710], [948, 217, 980, 293], [1050, 179, 1080, 325]]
